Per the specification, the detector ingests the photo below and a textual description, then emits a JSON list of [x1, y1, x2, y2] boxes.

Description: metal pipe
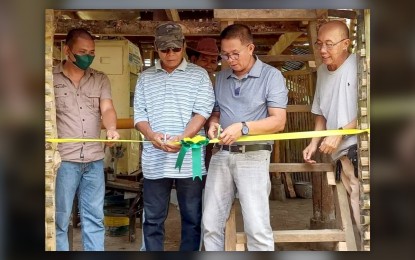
[[101, 118, 134, 130]]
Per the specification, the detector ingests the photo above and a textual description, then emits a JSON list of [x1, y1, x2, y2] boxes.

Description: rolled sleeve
[[133, 75, 148, 126], [100, 74, 112, 100], [192, 73, 215, 119]]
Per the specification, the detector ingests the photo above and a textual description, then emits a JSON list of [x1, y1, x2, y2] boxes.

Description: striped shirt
[[134, 58, 215, 179]]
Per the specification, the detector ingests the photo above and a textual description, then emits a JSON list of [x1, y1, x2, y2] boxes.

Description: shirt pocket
[[84, 91, 101, 115], [54, 86, 70, 112]]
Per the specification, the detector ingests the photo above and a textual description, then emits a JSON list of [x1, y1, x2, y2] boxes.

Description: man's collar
[[247, 55, 262, 78]]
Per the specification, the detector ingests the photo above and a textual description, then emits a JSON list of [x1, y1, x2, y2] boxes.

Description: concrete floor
[[72, 197, 318, 251]]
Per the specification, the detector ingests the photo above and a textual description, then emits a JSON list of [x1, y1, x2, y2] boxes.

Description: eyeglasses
[[220, 44, 250, 61], [159, 48, 182, 53], [314, 39, 348, 50]]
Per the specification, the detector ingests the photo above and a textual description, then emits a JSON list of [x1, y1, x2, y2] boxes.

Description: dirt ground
[[72, 197, 320, 251]]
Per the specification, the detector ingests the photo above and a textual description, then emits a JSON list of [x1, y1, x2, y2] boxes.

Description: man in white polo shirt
[[134, 22, 214, 251]]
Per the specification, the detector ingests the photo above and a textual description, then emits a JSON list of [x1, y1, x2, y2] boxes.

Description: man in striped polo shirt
[[134, 22, 215, 251]]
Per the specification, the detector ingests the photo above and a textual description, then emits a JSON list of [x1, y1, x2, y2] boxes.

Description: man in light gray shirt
[[303, 21, 360, 234]]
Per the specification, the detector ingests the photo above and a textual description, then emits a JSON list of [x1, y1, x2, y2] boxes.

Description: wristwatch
[[241, 121, 249, 135], [338, 126, 348, 139]]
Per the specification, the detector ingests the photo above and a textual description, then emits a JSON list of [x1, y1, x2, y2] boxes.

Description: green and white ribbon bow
[[175, 136, 210, 181]]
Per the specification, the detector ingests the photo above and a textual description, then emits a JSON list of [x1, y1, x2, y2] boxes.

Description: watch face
[[242, 126, 249, 135]]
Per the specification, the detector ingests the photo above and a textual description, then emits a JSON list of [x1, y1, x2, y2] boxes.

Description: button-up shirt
[[53, 61, 112, 162]]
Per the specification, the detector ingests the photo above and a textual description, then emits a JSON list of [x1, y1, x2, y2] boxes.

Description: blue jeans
[[55, 160, 105, 251], [143, 177, 205, 251]]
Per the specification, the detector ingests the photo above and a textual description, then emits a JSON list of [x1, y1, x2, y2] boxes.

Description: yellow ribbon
[[209, 128, 370, 143], [46, 128, 369, 144], [45, 138, 147, 143]]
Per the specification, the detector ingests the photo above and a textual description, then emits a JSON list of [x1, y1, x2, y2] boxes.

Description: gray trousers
[[202, 149, 274, 251]]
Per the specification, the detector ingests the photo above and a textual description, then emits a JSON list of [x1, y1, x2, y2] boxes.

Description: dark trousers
[[143, 176, 205, 251]]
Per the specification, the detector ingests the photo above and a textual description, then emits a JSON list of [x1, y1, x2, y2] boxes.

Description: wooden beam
[[315, 9, 329, 19], [286, 104, 311, 113], [236, 229, 345, 243], [267, 32, 303, 55], [337, 241, 348, 251], [333, 182, 357, 250], [282, 173, 297, 198], [235, 243, 245, 251], [269, 163, 333, 173], [328, 9, 357, 19], [56, 10, 80, 20], [55, 19, 219, 36], [214, 9, 319, 21], [258, 54, 314, 63], [283, 69, 315, 76], [165, 9, 180, 21], [327, 171, 336, 186], [152, 10, 169, 21], [55, 19, 306, 36]]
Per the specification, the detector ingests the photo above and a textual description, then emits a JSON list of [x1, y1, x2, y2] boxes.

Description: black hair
[[220, 24, 253, 44], [65, 28, 94, 48]]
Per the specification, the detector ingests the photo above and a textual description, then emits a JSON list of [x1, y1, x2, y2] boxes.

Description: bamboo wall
[[356, 9, 371, 251], [280, 70, 316, 183], [45, 9, 60, 251]]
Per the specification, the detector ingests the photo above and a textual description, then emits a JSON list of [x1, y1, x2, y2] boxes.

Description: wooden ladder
[[224, 163, 357, 251]]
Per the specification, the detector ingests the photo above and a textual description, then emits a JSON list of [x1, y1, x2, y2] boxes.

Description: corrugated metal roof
[[281, 47, 311, 72]]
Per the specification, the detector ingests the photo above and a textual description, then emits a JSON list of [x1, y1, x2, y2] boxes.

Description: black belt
[[221, 144, 272, 153]]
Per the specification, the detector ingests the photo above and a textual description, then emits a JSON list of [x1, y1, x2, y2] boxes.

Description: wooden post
[[270, 174, 286, 201], [309, 155, 336, 250], [270, 138, 286, 201]]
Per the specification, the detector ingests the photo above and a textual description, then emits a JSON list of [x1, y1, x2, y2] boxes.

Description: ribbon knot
[[174, 135, 210, 180]]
